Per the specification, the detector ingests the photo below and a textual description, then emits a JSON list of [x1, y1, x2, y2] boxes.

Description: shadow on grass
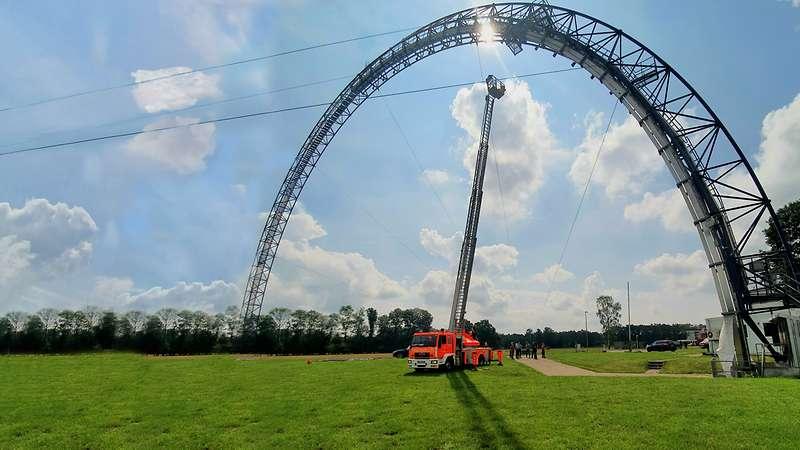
[[402, 369, 446, 377], [447, 370, 526, 449]]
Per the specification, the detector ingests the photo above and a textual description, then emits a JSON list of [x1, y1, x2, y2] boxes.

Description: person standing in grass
[[515, 342, 522, 360], [540, 343, 546, 359], [532, 343, 538, 360], [510, 341, 515, 359]]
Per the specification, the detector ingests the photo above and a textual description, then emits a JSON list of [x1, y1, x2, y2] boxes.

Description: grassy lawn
[[547, 347, 712, 374], [2, 353, 799, 448]]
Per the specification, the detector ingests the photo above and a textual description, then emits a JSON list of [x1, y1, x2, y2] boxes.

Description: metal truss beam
[[241, 2, 798, 367]]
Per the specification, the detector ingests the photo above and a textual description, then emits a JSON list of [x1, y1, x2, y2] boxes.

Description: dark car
[[646, 340, 678, 352], [392, 347, 409, 358]]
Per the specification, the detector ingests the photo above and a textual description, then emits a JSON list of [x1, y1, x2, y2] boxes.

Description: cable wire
[[0, 67, 580, 158], [1, 74, 354, 152], [543, 100, 619, 302], [0, 27, 417, 113], [380, 97, 457, 228]]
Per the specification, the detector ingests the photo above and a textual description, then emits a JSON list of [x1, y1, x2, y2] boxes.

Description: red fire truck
[[408, 75, 506, 371], [407, 329, 500, 371]]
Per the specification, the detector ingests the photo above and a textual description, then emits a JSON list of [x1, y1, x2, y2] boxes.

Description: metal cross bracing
[[448, 75, 505, 332], [242, 2, 798, 367]]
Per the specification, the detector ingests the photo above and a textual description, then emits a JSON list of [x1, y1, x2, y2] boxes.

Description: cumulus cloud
[[131, 67, 221, 113], [451, 80, 561, 221], [261, 206, 406, 311], [751, 93, 800, 208], [419, 227, 461, 263], [126, 280, 240, 312], [420, 169, 451, 186], [624, 189, 694, 232], [532, 263, 575, 284], [419, 227, 518, 272], [569, 113, 662, 198], [0, 199, 97, 273], [0, 235, 34, 285], [475, 244, 518, 272], [159, 0, 261, 63], [416, 270, 452, 305], [259, 204, 327, 243], [125, 116, 216, 174], [279, 240, 406, 306], [90, 277, 240, 312], [634, 250, 710, 292]]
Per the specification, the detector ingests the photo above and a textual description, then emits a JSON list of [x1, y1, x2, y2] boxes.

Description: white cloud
[[419, 227, 460, 263], [634, 250, 710, 292], [126, 116, 216, 174], [416, 270, 452, 306], [419, 227, 517, 272], [159, 0, 261, 63], [420, 169, 451, 186], [125, 280, 240, 312], [475, 244, 518, 272], [51, 241, 93, 274], [0, 199, 97, 271], [259, 204, 327, 243], [0, 235, 34, 285], [532, 264, 575, 284], [752, 93, 800, 209], [93, 276, 135, 302], [569, 113, 662, 198], [131, 66, 221, 113], [624, 189, 694, 232], [279, 240, 406, 306], [262, 206, 406, 311], [451, 80, 562, 221]]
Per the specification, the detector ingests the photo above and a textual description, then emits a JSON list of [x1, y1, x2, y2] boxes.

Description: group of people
[[508, 342, 545, 360]]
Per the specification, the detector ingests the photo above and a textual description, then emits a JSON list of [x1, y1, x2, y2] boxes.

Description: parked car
[[392, 347, 409, 358], [646, 340, 678, 352]]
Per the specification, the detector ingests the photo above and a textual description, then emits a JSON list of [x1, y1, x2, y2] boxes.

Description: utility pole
[[584, 310, 589, 349], [627, 281, 632, 351]]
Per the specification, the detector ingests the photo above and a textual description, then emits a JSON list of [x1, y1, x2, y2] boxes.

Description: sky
[[1, 0, 799, 333]]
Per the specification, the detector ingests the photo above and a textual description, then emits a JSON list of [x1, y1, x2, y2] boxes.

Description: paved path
[[514, 357, 710, 378]]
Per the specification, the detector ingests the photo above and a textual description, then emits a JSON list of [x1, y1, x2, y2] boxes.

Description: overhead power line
[[1, 74, 354, 152], [0, 67, 580, 158], [0, 27, 417, 113]]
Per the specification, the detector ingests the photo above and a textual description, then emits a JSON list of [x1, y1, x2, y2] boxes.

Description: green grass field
[[2, 353, 799, 449], [547, 347, 712, 374]]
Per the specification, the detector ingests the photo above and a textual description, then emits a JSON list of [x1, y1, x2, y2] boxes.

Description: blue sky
[[1, 0, 799, 332]]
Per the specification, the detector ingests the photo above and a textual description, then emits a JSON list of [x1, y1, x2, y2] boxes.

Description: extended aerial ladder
[[407, 75, 505, 371], [449, 75, 505, 332]]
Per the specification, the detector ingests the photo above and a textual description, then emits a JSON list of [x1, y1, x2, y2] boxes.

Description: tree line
[[1, 305, 699, 355]]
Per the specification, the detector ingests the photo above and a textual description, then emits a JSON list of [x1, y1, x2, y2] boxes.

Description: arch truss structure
[[242, 2, 798, 367]]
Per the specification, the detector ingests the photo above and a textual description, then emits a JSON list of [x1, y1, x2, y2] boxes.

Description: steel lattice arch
[[242, 2, 798, 367]]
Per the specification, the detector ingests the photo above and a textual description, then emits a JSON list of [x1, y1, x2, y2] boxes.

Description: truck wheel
[[444, 358, 454, 371]]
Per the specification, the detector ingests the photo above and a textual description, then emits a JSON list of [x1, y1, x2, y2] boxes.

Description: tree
[[123, 311, 147, 334], [366, 307, 378, 338], [269, 307, 292, 353], [6, 311, 28, 333], [473, 320, 500, 348], [96, 311, 117, 349], [596, 295, 621, 348], [764, 199, 800, 260]]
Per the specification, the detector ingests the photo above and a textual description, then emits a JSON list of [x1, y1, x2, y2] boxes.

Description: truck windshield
[[411, 335, 436, 347]]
